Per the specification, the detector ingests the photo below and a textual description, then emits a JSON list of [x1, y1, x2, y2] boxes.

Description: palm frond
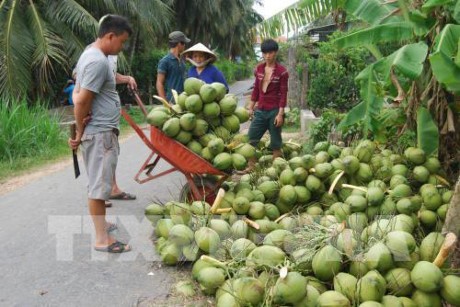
[[344, 0, 403, 25], [0, 0, 34, 100], [27, 2, 68, 93]]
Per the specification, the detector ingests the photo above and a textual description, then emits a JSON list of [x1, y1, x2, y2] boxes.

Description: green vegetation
[[0, 101, 69, 181]]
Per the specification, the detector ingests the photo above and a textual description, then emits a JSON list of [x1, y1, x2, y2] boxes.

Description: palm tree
[[0, 0, 172, 102], [173, 0, 263, 59]]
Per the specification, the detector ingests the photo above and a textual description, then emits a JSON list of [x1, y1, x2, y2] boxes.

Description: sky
[[253, 0, 300, 19]]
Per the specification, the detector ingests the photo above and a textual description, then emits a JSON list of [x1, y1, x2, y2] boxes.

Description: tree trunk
[[301, 62, 309, 110], [443, 175, 460, 268]]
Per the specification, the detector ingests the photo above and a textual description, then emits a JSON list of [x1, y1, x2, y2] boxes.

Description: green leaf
[[429, 24, 460, 94], [422, 0, 453, 11], [338, 69, 384, 134], [345, 0, 403, 25], [454, 0, 460, 23], [416, 107, 438, 156], [334, 22, 415, 49], [375, 42, 429, 81]]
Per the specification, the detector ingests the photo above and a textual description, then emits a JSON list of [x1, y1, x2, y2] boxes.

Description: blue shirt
[[157, 53, 186, 102], [187, 65, 229, 92], [63, 84, 75, 105]]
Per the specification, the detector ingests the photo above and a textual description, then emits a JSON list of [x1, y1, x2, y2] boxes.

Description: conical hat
[[182, 43, 217, 63]]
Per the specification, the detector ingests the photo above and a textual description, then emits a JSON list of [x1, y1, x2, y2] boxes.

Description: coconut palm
[[173, 0, 263, 58], [0, 0, 172, 102]]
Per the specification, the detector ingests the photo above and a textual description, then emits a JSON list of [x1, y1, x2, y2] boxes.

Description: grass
[[0, 100, 70, 182], [0, 102, 149, 183]]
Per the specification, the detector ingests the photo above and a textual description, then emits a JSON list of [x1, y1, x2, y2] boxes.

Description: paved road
[[0, 79, 253, 307]]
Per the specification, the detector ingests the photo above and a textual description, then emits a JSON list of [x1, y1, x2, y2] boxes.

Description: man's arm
[[69, 88, 94, 150], [156, 73, 166, 99], [274, 70, 289, 128], [116, 73, 137, 90]]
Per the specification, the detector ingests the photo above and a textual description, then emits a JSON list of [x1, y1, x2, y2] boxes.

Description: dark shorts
[[248, 109, 283, 150]]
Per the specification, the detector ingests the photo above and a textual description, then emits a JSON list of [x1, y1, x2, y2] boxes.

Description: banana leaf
[[417, 107, 439, 156], [345, 0, 402, 25], [455, 0, 460, 23], [338, 70, 384, 134], [422, 0, 454, 11], [334, 22, 416, 49], [429, 24, 460, 94]]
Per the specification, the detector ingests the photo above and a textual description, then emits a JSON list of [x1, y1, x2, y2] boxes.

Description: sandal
[[105, 201, 113, 207], [94, 241, 131, 253], [109, 192, 136, 200]]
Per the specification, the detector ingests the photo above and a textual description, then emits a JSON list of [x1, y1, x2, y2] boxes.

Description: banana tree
[[332, 0, 459, 177]]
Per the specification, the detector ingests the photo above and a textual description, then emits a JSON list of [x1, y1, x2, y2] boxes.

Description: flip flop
[[109, 192, 136, 200], [105, 200, 113, 207], [94, 241, 131, 253]]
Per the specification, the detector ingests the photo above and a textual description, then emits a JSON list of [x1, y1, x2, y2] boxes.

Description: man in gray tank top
[[69, 15, 133, 253]]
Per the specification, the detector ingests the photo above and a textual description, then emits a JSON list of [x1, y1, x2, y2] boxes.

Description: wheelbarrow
[[121, 92, 229, 203]]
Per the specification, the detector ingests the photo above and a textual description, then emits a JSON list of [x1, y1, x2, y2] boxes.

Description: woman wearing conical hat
[[182, 43, 229, 92]]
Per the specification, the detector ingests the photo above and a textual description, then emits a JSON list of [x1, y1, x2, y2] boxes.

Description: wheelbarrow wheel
[[179, 176, 219, 204]]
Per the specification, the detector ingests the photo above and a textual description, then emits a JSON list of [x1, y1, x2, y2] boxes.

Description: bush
[[215, 59, 254, 83], [302, 32, 371, 113]]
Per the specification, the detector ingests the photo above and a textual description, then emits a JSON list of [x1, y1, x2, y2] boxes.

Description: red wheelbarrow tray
[[121, 94, 229, 202]]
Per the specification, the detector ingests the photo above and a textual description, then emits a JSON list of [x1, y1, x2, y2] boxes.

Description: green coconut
[[359, 302, 383, 307], [440, 275, 460, 305], [306, 175, 322, 193], [231, 220, 248, 239], [144, 203, 164, 224], [436, 204, 448, 221], [347, 212, 368, 232], [184, 94, 203, 113], [230, 238, 256, 260], [191, 258, 214, 280], [342, 155, 360, 174], [182, 244, 200, 261], [312, 245, 342, 282], [194, 227, 221, 254], [234, 106, 250, 123], [391, 184, 412, 199], [413, 166, 430, 183], [349, 256, 370, 278], [184, 77, 204, 95], [346, 194, 368, 213], [247, 201, 265, 220], [279, 216, 298, 231], [442, 190, 453, 203], [279, 185, 298, 206], [233, 277, 265, 306], [357, 270, 387, 303], [146, 110, 170, 127], [367, 187, 385, 206], [385, 231, 416, 261], [411, 290, 441, 307], [390, 214, 415, 233], [293, 284, 320, 307], [405, 147, 426, 165], [232, 196, 250, 215], [273, 272, 308, 305], [197, 267, 226, 293], [396, 198, 416, 215], [410, 261, 443, 292], [366, 242, 394, 273], [390, 175, 409, 189], [422, 189, 442, 211], [263, 229, 293, 251], [384, 268, 414, 296], [213, 152, 233, 170], [257, 180, 279, 200], [209, 219, 232, 240], [419, 210, 438, 228], [419, 232, 444, 262], [216, 292, 240, 307], [246, 245, 286, 269], [160, 243, 181, 265], [155, 218, 174, 238], [381, 295, 403, 307], [399, 297, 416, 307], [334, 273, 357, 302], [168, 224, 194, 246], [169, 202, 192, 225], [380, 198, 397, 215], [316, 291, 351, 307], [264, 203, 280, 220]]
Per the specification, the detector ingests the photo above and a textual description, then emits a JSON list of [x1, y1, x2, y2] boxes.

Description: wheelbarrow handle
[[129, 89, 149, 117]]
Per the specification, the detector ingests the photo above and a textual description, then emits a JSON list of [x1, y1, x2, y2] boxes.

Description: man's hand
[[127, 76, 137, 91], [248, 108, 254, 120], [68, 130, 82, 150], [274, 113, 284, 127]]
